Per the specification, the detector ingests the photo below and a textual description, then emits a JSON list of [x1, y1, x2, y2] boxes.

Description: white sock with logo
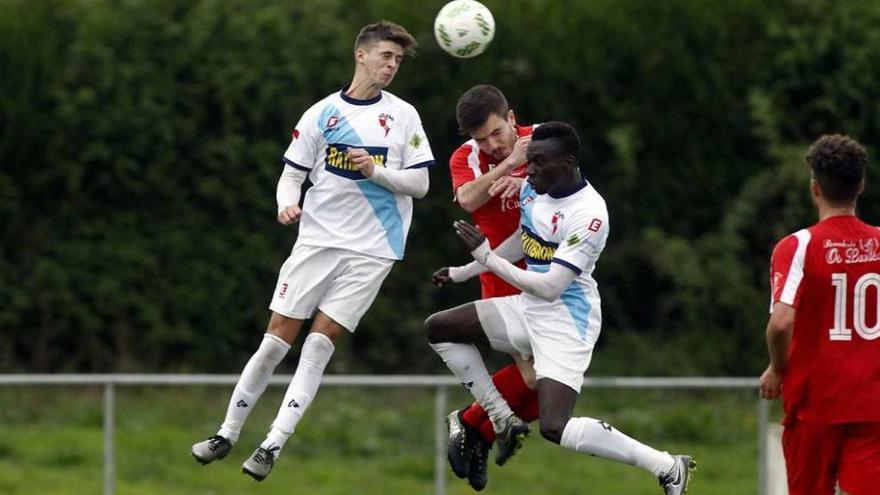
[[560, 417, 676, 477], [217, 333, 290, 442], [261, 332, 335, 454], [429, 341, 514, 429]]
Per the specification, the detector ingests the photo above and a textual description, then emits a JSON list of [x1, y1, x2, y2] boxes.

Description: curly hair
[[806, 134, 867, 204]]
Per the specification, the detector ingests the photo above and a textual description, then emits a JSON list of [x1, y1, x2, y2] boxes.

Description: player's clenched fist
[[278, 205, 302, 225], [759, 366, 782, 400], [432, 267, 452, 287], [505, 135, 531, 171], [348, 148, 375, 177]]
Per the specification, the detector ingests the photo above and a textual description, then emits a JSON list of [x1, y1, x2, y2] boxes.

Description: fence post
[[757, 397, 769, 495], [103, 382, 115, 495], [434, 385, 448, 495]]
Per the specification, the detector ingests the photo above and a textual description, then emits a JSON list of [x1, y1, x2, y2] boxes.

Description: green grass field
[[0, 384, 770, 494]]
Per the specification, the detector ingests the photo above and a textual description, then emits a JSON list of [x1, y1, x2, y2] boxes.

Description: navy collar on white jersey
[[340, 86, 382, 106], [548, 179, 588, 199]]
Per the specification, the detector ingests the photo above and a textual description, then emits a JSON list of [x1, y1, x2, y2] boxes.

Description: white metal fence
[[0, 375, 766, 495]]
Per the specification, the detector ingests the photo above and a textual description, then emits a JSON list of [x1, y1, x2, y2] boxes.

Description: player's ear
[[355, 47, 366, 64], [507, 109, 516, 126], [810, 178, 821, 199]]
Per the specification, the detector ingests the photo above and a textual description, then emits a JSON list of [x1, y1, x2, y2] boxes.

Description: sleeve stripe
[[467, 143, 482, 179], [779, 229, 811, 305], [405, 160, 434, 169], [282, 156, 312, 171], [552, 258, 582, 275]]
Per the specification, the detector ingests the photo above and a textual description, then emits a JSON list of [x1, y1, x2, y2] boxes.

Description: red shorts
[[782, 419, 880, 495], [479, 271, 521, 299]]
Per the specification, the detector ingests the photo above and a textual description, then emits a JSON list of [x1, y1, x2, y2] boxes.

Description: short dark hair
[[354, 21, 417, 55], [531, 121, 581, 162], [806, 134, 867, 204], [456, 85, 509, 134]]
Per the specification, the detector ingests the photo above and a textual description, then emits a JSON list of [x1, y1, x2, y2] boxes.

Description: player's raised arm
[[364, 163, 430, 198], [454, 219, 578, 301], [360, 109, 433, 198]]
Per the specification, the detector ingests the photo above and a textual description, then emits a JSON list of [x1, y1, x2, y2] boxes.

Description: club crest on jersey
[[772, 272, 784, 293], [378, 113, 394, 137], [324, 143, 389, 180], [521, 225, 558, 265], [551, 210, 564, 235]]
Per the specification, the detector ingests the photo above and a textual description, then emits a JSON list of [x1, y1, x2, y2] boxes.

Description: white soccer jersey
[[518, 180, 609, 347], [282, 89, 434, 260]]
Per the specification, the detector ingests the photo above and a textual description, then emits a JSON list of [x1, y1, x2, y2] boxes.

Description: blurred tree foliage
[[2, 0, 879, 375]]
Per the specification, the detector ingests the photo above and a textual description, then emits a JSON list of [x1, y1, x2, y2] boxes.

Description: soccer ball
[[434, 0, 495, 59]]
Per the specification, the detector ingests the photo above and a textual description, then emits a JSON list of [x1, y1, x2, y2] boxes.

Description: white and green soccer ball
[[434, 0, 495, 59]]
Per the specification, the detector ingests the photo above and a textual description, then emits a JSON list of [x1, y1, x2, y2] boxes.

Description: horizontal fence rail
[[0, 375, 766, 495]]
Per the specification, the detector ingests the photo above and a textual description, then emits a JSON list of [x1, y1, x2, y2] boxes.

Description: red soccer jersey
[[770, 215, 880, 425], [449, 125, 534, 298]]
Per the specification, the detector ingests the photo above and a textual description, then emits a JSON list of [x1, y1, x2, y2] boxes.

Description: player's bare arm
[[487, 176, 524, 199], [760, 302, 795, 400], [457, 135, 530, 212]]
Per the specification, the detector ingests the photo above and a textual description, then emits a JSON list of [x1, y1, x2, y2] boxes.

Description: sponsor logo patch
[[324, 143, 389, 180], [521, 226, 558, 264]]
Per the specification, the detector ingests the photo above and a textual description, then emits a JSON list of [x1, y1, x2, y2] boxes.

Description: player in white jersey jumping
[[427, 122, 695, 494], [191, 21, 434, 481]]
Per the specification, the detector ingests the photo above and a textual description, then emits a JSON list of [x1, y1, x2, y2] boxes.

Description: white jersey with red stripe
[[769, 215, 880, 424], [281, 89, 434, 260]]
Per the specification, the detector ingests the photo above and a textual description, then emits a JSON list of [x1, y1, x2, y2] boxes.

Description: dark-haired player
[[761, 134, 880, 495], [428, 122, 694, 494], [444, 84, 539, 490]]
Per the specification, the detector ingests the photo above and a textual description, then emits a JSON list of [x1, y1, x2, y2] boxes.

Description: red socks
[[461, 363, 540, 442]]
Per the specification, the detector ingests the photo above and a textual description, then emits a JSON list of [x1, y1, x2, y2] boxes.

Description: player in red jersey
[[441, 85, 539, 490], [760, 134, 880, 495]]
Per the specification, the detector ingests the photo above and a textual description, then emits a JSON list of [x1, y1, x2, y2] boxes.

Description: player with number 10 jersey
[[765, 134, 880, 495]]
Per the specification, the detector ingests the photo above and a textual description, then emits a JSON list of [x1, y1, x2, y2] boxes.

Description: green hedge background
[[3, 0, 879, 375]]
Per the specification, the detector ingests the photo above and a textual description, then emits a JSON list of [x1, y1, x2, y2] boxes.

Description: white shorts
[[474, 294, 600, 392], [269, 244, 394, 332]]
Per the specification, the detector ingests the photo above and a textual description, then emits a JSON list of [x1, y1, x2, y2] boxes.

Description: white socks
[[218, 333, 290, 442], [261, 332, 335, 453], [560, 417, 676, 477], [429, 342, 514, 429]]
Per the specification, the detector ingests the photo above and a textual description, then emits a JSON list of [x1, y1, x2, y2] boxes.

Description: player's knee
[[424, 312, 449, 343], [539, 419, 566, 444]]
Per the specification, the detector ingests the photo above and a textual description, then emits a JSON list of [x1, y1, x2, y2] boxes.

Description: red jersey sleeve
[[770, 230, 810, 311], [449, 144, 479, 195]]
